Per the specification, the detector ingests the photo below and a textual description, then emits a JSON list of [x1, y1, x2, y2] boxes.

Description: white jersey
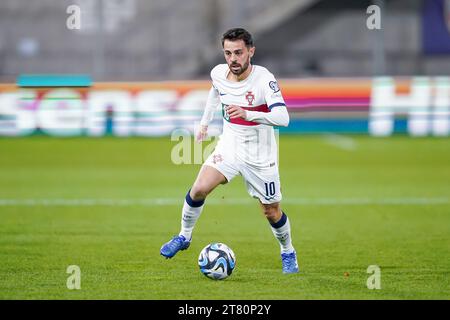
[[207, 64, 288, 168]]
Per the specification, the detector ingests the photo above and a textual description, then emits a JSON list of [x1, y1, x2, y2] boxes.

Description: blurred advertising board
[[0, 77, 448, 137]]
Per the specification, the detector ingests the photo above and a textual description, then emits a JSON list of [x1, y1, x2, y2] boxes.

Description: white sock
[[270, 212, 295, 254], [179, 190, 204, 241]]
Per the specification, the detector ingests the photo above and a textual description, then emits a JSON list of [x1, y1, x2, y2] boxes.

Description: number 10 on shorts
[[265, 182, 276, 197]]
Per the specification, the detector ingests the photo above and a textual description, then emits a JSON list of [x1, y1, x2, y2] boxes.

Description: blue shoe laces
[[167, 235, 186, 250]]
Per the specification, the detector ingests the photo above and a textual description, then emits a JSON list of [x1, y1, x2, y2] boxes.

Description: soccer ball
[[198, 243, 236, 280]]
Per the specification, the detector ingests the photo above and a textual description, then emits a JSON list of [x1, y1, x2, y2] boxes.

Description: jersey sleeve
[[263, 73, 286, 110], [245, 106, 289, 127], [210, 64, 226, 89], [200, 86, 220, 126], [244, 71, 289, 127]]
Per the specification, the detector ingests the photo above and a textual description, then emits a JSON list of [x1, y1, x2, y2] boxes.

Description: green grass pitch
[[0, 135, 449, 299]]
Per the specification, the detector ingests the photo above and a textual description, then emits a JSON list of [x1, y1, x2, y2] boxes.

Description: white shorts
[[203, 147, 282, 205]]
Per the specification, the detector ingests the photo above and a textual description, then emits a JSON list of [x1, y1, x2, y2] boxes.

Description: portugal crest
[[245, 91, 255, 106]]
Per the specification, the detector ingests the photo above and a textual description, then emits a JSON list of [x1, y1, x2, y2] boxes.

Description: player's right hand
[[196, 125, 208, 142]]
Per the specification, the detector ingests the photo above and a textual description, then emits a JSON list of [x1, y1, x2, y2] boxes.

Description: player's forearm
[[200, 110, 214, 126], [200, 87, 220, 126], [245, 107, 290, 127]]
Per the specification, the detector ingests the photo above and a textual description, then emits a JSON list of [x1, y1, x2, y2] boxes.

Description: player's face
[[223, 39, 255, 76]]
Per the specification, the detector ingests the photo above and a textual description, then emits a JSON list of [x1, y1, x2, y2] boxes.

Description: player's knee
[[262, 204, 281, 222], [264, 209, 278, 221], [190, 183, 210, 200]]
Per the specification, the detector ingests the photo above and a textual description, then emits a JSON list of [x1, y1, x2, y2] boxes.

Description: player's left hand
[[226, 105, 247, 119]]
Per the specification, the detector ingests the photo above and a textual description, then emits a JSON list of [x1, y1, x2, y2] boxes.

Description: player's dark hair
[[221, 28, 254, 48]]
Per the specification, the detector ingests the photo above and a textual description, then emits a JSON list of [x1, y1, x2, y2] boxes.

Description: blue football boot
[[281, 251, 299, 274], [160, 235, 191, 259]]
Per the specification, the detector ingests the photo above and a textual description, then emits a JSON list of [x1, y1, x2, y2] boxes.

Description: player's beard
[[229, 57, 250, 76]]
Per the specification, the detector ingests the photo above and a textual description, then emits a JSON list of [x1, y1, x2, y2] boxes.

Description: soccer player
[[160, 28, 298, 273]]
